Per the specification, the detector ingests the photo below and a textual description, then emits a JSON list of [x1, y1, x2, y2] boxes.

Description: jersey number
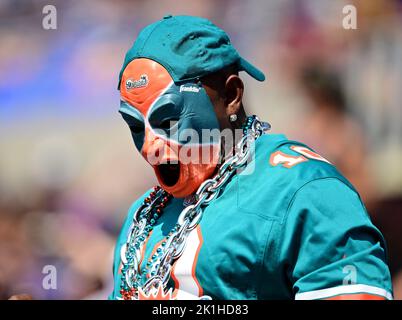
[[269, 145, 330, 168]]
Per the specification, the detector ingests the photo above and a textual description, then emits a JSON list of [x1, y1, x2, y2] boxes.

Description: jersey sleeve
[[281, 177, 393, 300]]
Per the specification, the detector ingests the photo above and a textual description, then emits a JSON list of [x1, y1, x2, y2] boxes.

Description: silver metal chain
[[120, 116, 270, 299]]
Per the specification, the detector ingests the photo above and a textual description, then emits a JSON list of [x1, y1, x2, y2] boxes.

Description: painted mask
[[119, 58, 221, 198]]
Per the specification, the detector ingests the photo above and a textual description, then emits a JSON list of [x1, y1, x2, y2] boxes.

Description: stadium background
[[0, 0, 401, 299]]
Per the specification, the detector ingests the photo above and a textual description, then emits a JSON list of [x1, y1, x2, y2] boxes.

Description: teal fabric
[[288, 178, 391, 296], [118, 15, 265, 89], [109, 134, 393, 299]]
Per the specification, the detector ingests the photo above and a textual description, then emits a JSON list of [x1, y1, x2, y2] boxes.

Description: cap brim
[[239, 57, 266, 82]]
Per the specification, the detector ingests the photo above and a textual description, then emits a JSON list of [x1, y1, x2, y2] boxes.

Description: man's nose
[[142, 128, 166, 165]]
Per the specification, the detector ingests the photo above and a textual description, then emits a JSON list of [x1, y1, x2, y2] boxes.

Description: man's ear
[[224, 75, 244, 116]]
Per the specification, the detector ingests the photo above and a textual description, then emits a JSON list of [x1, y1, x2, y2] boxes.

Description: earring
[[229, 114, 237, 122]]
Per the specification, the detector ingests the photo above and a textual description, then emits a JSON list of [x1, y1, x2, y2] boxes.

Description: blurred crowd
[[0, 0, 401, 299]]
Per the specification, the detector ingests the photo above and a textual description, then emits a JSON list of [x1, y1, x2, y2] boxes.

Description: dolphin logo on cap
[[126, 74, 149, 90]]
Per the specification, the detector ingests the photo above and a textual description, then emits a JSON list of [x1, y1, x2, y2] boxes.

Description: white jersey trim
[[295, 284, 393, 300]]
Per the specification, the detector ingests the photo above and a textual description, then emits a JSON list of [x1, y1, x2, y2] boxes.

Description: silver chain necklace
[[119, 115, 270, 299]]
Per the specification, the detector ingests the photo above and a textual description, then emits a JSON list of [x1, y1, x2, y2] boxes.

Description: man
[[110, 15, 393, 300]]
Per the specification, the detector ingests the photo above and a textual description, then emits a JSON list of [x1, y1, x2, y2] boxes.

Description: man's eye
[[159, 119, 178, 130], [130, 123, 144, 134], [120, 109, 144, 134]]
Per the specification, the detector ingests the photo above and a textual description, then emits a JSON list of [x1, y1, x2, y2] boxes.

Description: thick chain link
[[121, 116, 270, 299]]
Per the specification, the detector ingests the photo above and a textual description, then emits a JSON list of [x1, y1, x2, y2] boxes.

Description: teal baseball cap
[[118, 15, 265, 89]]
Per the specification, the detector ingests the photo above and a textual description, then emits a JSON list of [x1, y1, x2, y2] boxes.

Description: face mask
[[119, 58, 221, 198]]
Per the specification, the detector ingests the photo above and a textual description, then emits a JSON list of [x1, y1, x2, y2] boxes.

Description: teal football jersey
[[109, 134, 393, 300]]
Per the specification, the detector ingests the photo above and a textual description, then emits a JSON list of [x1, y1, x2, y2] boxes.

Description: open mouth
[[157, 163, 180, 187]]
